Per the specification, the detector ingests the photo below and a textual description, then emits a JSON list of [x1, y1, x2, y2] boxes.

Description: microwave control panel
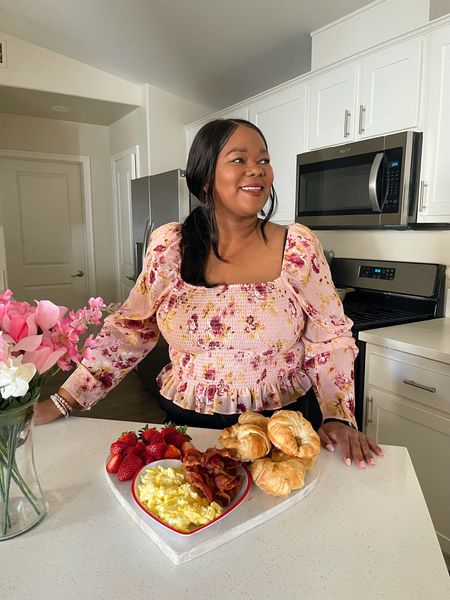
[[383, 149, 402, 212], [359, 265, 396, 280]]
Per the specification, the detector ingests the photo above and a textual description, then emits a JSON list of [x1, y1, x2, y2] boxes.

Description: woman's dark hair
[[181, 118, 278, 286]]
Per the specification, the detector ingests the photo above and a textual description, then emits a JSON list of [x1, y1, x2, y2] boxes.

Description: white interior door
[[112, 149, 138, 303], [0, 157, 89, 307]]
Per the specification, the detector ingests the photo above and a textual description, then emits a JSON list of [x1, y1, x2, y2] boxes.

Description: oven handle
[[368, 152, 384, 213]]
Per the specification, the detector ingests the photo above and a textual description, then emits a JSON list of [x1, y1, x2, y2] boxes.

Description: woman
[[37, 118, 382, 468]]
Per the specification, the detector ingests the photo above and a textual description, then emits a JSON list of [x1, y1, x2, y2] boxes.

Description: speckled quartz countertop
[[359, 317, 450, 364], [2, 417, 449, 600]]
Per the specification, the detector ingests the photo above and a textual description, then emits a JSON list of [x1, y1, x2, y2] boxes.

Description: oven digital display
[[359, 265, 396, 280]]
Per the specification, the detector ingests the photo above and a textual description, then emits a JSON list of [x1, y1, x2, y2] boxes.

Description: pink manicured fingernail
[[368, 458, 376, 465], [359, 461, 367, 469], [326, 444, 335, 452], [345, 458, 351, 467]]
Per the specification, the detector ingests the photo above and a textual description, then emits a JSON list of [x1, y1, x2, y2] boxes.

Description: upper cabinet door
[[307, 63, 358, 150], [419, 25, 450, 222], [249, 85, 306, 225], [358, 38, 422, 138]]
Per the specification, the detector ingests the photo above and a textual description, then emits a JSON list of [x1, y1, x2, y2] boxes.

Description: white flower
[[0, 356, 36, 398]]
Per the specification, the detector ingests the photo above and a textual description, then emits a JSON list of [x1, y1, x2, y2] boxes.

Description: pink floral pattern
[[62, 222, 358, 426]]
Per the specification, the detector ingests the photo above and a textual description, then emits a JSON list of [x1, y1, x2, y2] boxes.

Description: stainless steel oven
[[296, 131, 422, 228]]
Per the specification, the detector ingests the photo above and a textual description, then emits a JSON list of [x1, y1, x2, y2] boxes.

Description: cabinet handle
[[366, 396, 374, 427], [344, 109, 351, 138], [358, 105, 366, 134], [418, 180, 428, 212], [402, 379, 436, 393]]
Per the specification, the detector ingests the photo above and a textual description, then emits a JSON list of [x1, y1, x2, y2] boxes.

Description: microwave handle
[[368, 152, 384, 212]]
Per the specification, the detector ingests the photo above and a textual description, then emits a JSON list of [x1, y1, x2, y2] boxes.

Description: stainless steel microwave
[[295, 131, 422, 228]]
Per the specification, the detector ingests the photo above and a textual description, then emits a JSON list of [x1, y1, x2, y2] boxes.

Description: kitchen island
[[1, 417, 449, 599]]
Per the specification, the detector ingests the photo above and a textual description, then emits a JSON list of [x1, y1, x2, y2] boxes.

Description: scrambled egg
[[137, 465, 223, 532]]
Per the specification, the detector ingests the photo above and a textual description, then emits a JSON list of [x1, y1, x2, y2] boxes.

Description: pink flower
[[0, 291, 108, 377], [35, 300, 61, 330]]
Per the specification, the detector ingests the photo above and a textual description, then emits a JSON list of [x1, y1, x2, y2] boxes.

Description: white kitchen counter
[[359, 317, 450, 363], [1, 417, 449, 600]]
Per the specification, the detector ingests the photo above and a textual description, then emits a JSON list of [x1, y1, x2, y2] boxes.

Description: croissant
[[238, 411, 270, 431], [271, 447, 317, 472], [268, 410, 320, 459], [250, 449, 306, 496], [219, 423, 271, 462]]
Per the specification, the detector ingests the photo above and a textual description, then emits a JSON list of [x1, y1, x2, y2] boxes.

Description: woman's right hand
[[35, 399, 64, 425]]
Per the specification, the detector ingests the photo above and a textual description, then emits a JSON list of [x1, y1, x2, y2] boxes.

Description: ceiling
[[0, 86, 137, 125], [0, 0, 448, 116]]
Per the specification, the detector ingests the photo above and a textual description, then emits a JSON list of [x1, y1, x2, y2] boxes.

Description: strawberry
[[164, 431, 189, 449], [117, 431, 138, 447], [124, 441, 146, 456], [141, 428, 164, 445], [106, 454, 123, 474], [110, 440, 127, 456], [146, 440, 167, 461], [160, 426, 177, 440], [163, 444, 182, 459], [117, 453, 144, 481]]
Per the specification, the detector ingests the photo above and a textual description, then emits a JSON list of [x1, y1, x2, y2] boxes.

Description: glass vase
[[0, 399, 48, 540]]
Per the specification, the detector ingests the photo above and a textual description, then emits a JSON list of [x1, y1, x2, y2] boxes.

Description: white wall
[[0, 32, 142, 106], [0, 112, 116, 302], [109, 106, 149, 177], [311, 0, 430, 70], [146, 84, 210, 175]]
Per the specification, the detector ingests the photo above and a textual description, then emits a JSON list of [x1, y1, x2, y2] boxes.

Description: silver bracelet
[[50, 393, 72, 418]]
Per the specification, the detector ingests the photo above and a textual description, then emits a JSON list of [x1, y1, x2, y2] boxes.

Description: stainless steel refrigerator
[[130, 168, 201, 281], [131, 169, 200, 397]]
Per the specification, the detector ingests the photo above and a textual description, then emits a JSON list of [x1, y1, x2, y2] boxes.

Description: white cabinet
[[307, 38, 423, 150], [307, 64, 357, 149], [358, 38, 422, 138], [419, 25, 450, 223], [363, 344, 450, 553], [248, 85, 307, 225]]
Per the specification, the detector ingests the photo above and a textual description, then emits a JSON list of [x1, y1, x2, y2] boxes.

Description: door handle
[[403, 379, 436, 394], [418, 180, 428, 212], [70, 270, 84, 278], [358, 105, 366, 134], [344, 109, 351, 138], [365, 396, 374, 428], [126, 275, 137, 282]]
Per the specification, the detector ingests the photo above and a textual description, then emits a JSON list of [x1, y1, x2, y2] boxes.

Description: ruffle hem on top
[[156, 363, 313, 415]]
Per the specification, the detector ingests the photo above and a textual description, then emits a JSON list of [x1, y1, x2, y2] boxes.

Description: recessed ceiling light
[[50, 105, 71, 113]]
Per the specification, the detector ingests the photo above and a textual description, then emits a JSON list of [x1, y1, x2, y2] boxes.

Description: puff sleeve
[[61, 222, 180, 409], [285, 224, 358, 428]]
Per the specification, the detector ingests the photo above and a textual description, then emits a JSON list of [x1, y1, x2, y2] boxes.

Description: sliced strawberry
[[141, 428, 164, 445], [146, 440, 167, 461], [117, 431, 138, 447], [106, 454, 123, 474], [110, 440, 127, 456], [163, 444, 182, 459], [117, 454, 144, 481]]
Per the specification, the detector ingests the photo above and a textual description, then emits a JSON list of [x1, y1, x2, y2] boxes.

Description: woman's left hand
[[317, 421, 384, 468]]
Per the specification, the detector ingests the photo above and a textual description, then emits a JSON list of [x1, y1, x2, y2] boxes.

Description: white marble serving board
[[105, 462, 320, 565]]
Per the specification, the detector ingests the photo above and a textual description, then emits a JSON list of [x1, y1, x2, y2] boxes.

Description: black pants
[[158, 387, 323, 431]]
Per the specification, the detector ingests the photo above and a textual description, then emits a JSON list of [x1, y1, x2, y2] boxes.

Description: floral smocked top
[[62, 222, 358, 426]]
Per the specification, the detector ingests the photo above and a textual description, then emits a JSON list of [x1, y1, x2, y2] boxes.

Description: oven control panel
[[359, 265, 396, 280]]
